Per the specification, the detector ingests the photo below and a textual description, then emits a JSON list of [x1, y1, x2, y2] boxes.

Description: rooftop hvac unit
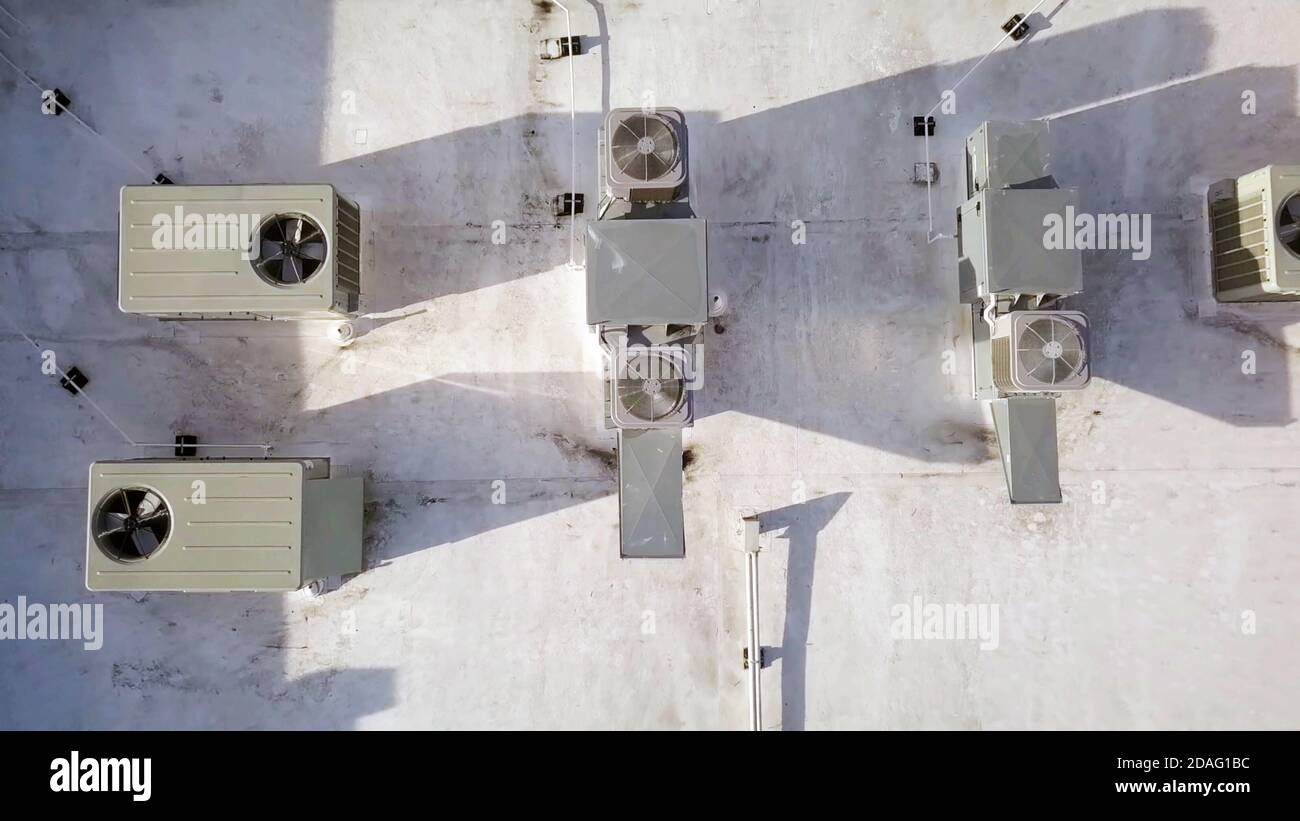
[[991, 311, 1090, 393], [602, 107, 688, 203], [956, 122, 1090, 506], [1209, 165, 1300, 302], [85, 459, 363, 592], [588, 102, 705, 558], [119, 184, 361, 319]]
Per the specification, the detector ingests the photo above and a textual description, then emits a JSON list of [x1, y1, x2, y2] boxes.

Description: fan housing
[[254, 213, 328, 285], [92, 486, 172, 562], [992, 311, 1090, 393], [609, 345, 695, 429], [603, 108, 688, 203]]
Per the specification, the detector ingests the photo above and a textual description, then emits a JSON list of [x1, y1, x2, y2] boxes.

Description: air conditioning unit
[[601, 107, 688, 203], [1209, 165, 1300, 302], [85, 459, 363, 592], [607, 335, 697, 429], [990, 311, 1090, 393], [118, 184, 361, 319]]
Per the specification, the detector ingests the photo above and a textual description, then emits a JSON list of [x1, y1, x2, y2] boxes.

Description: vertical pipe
[[746, 551, 761, 730], [551, 2, 579, 268]]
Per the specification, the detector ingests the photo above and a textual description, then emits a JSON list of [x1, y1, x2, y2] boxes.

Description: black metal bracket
[[152, 173, 174, 185], [553, 193, 584, 218], [59, 366, 88, 395], [1002, 13, 1031, 41], [174, 434, 198, 458], [742, 647, 769, 670], [913, 115, 935, 137]]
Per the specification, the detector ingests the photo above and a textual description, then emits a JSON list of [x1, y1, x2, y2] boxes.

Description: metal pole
[[743, 516, 761, 731]]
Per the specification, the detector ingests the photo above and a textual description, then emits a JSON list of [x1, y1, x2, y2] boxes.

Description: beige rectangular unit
[[119, 184, 361, 319], [1210, 165, 1300, 302], [86, 459, 363, 592]]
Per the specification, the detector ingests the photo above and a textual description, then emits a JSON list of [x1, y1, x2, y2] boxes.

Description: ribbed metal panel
[[1211, 192, 1268, 293], [334, 195, 362, 293], [992, 335, 1015, 393]]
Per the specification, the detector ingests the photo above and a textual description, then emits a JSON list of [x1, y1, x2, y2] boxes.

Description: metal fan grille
[[611, 114, 680, 182], [617, 354, 687, 422], [1017, 317, 1087, 386], [93, 487, 171, 561], [254, 214, 327, 285], [1278, 193, 1300, 257]]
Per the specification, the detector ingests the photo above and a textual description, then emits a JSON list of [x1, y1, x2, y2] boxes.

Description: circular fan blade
[[644, 152, 670, 180], [298, 242, 326, 261], [260, 239, 285, 261], [615, 119, 641, 145], [130, 528, 160, 557], [282, 253, 303, 283], [612, 143, 641, 168]]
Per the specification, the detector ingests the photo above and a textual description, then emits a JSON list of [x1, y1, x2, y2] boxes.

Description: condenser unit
[[118, 184, 361, 319], [1209, 165, 1300, 302], [990, 311, 1090, 393], [85, 459, 363, 592], [600, 107, 688, 203], [607, 337, 697, 429]]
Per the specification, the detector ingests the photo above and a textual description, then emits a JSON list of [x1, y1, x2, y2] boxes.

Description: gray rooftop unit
[[85, 459, 362, 592], [956, 122, 1091, 505], [589, 104, 706, 558]]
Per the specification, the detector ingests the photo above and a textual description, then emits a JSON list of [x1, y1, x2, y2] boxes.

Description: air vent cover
[[992, 311, 1090, 393]]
